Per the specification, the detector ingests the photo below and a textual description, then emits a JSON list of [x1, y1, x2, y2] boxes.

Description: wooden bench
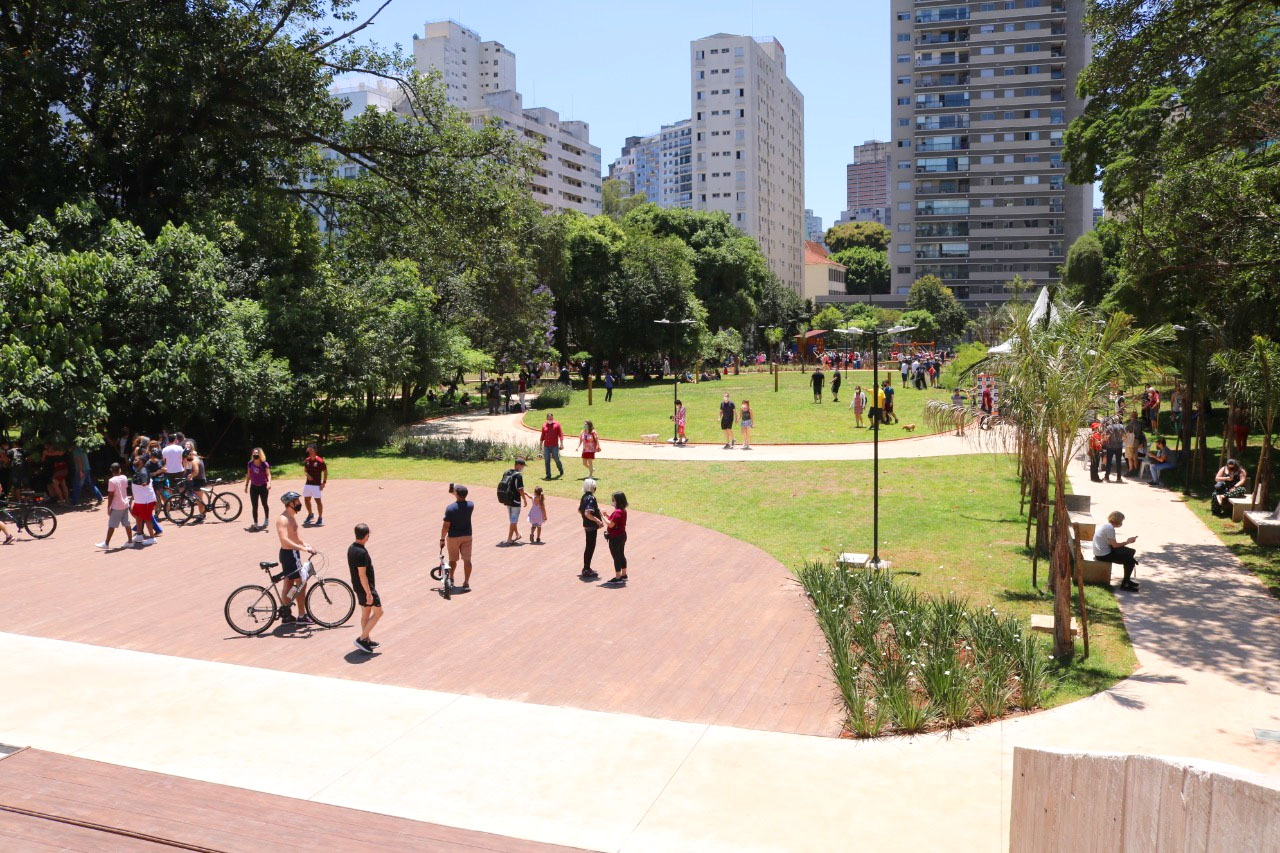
[[1243, 503, 1280, 547], [1229, 482, 1264, 523], [1068, 527, 1113, 586]]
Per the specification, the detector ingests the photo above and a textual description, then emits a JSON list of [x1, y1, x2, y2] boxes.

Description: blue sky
[[342, 0, 890, 227]]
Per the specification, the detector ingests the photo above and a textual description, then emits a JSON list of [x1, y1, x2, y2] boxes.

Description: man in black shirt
[[578, 478, 603, 579], [440, 485, 475, 591], [347, 523, 381, 653], [811, 368, 825, 403], [502, 458, 528, 544]]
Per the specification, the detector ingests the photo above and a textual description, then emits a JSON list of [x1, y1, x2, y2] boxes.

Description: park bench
[[1067, 527, 1113, 586], [1228, 481, 1265, 523], [1063, 494, 1091, 513], [1030, 613, 1078, 638], [1243, 501, 1280, 547], [1139, 448, 1182, 483]]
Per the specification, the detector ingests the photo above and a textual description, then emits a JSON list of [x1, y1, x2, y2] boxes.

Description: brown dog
[[902, 423, 917, 432]]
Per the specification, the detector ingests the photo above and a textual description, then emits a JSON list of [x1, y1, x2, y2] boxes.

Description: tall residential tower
[[843, 139, 891, 226], [889, 1, 1091, 305], [691, 34, 805, 294]]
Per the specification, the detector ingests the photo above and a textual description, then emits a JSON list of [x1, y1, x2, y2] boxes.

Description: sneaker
[[459, 583, 470, 592], [354, 638, 373, 654], [581, 569, 600, 579], [723, 443, 731, 449], [94, 541, 109, 549], [142, 537, 156, 545], [132, 534, 144, 544], [152, 524, 163, 534], [313, 518, 324, 527], [279, 607, 294, 622], [295, 614, 315, 625], [365, 639, 380, 648], [304, 513, 314, 526]]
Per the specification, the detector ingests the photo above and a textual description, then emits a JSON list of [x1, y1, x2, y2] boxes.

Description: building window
[[897, 54, 910, 63], [897, 12, 910, 20], [897, 244, 911, 253], [897, 33, 911, 41], [897, 266, 912, 274], [897, 97, 910, 105]]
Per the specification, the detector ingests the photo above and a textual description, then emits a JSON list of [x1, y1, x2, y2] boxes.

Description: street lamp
[[764, 325, 781, 392], [655, 318, 696, 445], [845, 322, 917, 569]]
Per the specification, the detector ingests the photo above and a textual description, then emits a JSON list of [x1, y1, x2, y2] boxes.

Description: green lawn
[[292, 448, 1136, 707], [525, 369, 956, 444]]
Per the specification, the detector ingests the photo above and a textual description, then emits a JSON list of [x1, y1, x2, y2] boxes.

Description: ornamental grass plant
[[797, 561, 1056, 737]]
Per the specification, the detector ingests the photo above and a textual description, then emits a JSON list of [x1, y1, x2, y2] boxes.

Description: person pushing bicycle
[[276, 490, 316, 624]]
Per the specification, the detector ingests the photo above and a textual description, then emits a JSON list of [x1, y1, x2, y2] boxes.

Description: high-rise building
[[691, 34, 805, 294], [608, 133, 661, 203], [844, 139, 891, 226], [889, 1, 1091, 306], [608, 119, 693, 209], [805, 209, 825, 244], [413, 20, 602, 216]]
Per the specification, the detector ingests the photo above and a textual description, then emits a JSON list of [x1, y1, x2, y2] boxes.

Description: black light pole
[[850, 322, 916, 569], [655, 318, 695, 444]]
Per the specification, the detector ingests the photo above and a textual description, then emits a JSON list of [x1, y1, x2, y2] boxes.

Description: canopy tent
[[987, 286, 1059, 354]]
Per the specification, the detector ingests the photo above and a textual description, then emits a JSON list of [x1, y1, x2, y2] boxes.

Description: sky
[[340, 0, 891, 228]]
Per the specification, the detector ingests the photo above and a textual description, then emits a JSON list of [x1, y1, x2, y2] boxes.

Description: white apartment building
[[608, 118, 693, 209], [889, 0, 1091, 306], [805, 209, 825, 244], [413, 20, 602, 216], [691, 34, 805, 294]]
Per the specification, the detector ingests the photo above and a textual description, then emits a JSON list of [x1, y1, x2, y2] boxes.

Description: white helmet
[[583, 478, 597, 493]]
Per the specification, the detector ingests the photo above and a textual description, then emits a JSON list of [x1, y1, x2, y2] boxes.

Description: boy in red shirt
[[302, 444, 328, 527]]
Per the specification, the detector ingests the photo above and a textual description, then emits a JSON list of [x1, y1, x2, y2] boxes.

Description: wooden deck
[[0, 480, 840, 736], [0, 748, 576, 851]]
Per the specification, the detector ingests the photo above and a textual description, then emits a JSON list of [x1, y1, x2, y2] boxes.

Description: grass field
[[288, 448, 1136, 707], [523, 369, 956, 444]]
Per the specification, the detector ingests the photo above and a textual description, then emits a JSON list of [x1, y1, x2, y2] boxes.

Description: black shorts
[[351, 567, 380, 607], [279, 548, 302, 580]]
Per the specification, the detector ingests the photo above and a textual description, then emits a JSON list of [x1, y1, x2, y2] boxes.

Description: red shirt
[[606, 507, 627, 537], [304, 455, 327, 486], [540, 422, 563, 447]]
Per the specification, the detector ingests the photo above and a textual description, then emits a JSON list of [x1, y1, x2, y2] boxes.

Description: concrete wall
[[1010, 747, 1280, 852]]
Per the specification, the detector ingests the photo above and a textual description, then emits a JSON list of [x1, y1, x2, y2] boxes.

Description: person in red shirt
[[302, 444, 328, 527], [603, 491, 628, 585], [540, 413, 565, 479]]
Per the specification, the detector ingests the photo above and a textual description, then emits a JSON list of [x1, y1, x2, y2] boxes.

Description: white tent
[[987, 286, 1059, 354]]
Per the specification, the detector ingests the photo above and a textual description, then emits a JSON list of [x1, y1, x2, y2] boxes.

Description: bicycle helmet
[[280, 490, 302, 506]]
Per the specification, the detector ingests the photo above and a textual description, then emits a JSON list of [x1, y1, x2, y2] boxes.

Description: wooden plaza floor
[[0, 479, 840, 737]]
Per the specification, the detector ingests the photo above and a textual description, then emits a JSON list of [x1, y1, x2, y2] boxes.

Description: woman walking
[[740, 400, 754, 450], [578, 478, 603, 579], [719, 393, 736, 449], [850, 385, 867, 428], [604, 491, 629, 585], [577, 420, 601, 479], [245, 447, 271, 530]]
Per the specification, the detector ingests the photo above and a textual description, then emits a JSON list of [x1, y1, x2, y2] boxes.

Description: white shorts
[[302, 484, 324, 500]]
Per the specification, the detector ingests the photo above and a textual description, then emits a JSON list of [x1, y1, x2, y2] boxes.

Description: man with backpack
[[498, 458, 528, 544]]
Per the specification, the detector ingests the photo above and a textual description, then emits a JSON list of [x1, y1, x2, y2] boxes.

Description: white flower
[[944, 670, 951, 675]]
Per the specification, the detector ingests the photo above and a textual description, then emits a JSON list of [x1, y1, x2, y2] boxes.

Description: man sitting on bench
[[1147, 438, 1176, 485], [1093, 510, 1140, 592]]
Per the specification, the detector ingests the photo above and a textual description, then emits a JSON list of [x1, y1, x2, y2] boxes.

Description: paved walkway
[[1, 464, 1277, 850], [411, 411, 1000, 462]]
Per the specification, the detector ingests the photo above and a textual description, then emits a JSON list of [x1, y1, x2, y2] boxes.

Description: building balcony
[[970, 5, 1065, 22]]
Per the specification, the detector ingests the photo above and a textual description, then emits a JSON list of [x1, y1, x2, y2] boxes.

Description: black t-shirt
[[579, 492, 600, 529], [719, 400, 735, 424], [811, 371, 824, 389], [444, 500, 474, 537], [347, 542, 375, 590], [504, 471, 524, 507], [8, 447, 26, 473]]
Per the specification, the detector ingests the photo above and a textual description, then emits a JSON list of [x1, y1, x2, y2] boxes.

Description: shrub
[[390, 433, 540, 463], [530, 382, 573, 409], [795, 561, 1052, 737]]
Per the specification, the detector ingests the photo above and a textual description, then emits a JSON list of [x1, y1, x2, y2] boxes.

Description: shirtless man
[[275, 490, 316, 623]]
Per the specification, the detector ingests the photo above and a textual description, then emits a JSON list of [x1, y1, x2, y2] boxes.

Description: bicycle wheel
[[165, 493, 195, 525], [210, 491, 243, 522], [306, 578, 356, 628], [224, 585, 278, 636], [21, 506, 57, 539], [442, 570, 452, 601]]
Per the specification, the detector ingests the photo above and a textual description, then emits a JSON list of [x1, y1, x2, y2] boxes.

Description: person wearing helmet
[[275, 490, 316, 623], [578, 478, 604, 580]]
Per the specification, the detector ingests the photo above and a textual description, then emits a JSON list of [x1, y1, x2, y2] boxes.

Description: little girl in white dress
[[528, 486, 547, 543]]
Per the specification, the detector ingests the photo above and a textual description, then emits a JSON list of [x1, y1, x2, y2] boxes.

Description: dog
[[902, 423, 917, 432], [640, 433, 660, 445]]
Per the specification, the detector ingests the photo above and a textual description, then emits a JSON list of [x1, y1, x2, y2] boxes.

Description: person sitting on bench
[[1147, 438, 1176, 485], [1211, 459, 1248, 517], [1093, 510, 1140, 592]]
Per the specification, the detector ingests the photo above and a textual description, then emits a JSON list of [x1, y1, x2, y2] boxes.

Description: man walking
[[1104, 416, 1126, 483], [831, 369, 842, 402], [348, 523, 382, 653], [302, 444, 327, 527], [440, 484, 474, 592], [579, 478, 603, 579], [811, 367, 825, 403], [882, 379, 899, 424], [500, 458, 528, 544], [95, 462, 132, 550], [540, 414, 565, 479]]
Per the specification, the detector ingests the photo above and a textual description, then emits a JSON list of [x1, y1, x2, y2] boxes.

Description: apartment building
[[844, 139, 891, 226], [608, 119, 694, 208], [889, 0, 1091, 306], [608, 132, 661, 203], [691, 34, 805, 294], [805, 209, 825, 244], [412, 20, 602, 215]]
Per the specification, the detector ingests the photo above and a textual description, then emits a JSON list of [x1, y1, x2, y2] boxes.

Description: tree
[[899, 309, 941, 345], [829, 246, 890, 295], [811, 305, 846, 332], [1213, 336, 1280, 508], [906, 276, 969, 342], [602, 179, 646, 220], [1061, 231, 1105, 306], [825, 221, 891, 254]]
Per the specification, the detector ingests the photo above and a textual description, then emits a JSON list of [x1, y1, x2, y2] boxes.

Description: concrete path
[[1, 463, 1277, 850], [410, 411, 1001, 462]]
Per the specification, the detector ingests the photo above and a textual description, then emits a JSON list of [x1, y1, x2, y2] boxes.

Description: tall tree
[[906, 275, 969, 342], [829, 246, 890, 295], [825, 221, 891, 254]]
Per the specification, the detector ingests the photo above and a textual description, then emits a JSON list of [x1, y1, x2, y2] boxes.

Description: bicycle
[[193, 479, 243, 523], [223, 551, 355, 636], [429, 549, 455, 600], [0, 493, 57, 539], [156, 477, 243, 525]]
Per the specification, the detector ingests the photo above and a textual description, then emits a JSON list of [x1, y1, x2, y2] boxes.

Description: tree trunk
[[1194, 388, 1209, 481], [1049, 475, 1075, 659], [1259, 431, 1273, 510], [1220, 393, 1236, 468]]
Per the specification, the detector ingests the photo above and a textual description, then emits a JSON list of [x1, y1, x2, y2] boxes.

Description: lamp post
[[764, 325, 780, 392], [655, 318, 695, 444], [846, 323, 916, 569]]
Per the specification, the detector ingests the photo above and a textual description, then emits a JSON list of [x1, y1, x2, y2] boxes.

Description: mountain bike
[[0, 494, 57, 539], [224, 552, 355, 636], [429, 549, 455, 600], [157, 477, 243, 524]]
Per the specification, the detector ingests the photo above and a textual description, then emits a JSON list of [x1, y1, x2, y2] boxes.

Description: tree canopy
[[825, 221, 891, 254], [829, 246, 890, 296], [906, 276, 969, 343]]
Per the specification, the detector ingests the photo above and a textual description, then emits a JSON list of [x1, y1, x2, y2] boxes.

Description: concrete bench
[[1228, 482, 1264, 523], [1243, 503, 1280, 547], [837, 552, 870, 570], [1030, 614, 1078, 637], [1068, 528, 1113, 586]]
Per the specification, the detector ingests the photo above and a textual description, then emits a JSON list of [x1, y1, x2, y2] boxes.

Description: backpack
[[497, 469, 518, 504]]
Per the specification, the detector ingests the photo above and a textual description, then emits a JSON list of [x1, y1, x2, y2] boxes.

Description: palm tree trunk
[[1049, 473, 1075, 659], [1220, 393, 1236, 468]]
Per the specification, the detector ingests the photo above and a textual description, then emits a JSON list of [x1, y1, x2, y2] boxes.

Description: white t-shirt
[[1092, 522, 1116, 557], [130, 475, 156, 504], [107, 475, 131, 511], [162, 443, 185, 474]]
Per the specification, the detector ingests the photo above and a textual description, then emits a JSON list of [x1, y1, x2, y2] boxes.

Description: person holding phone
[[1093, 510, 1140, 592]]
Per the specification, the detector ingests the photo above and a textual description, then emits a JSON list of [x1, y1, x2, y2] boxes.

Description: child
[[671, 399, 687, 445], [529, 486, 547, 544]]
